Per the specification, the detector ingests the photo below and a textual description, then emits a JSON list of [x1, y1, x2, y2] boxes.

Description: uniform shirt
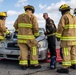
[[45, 17, 56, 35]]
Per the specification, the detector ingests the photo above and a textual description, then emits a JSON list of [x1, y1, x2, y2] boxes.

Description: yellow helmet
[[0, 12, 7, 17], [59, 4, 71, 11], [24, 5, 35, 13]]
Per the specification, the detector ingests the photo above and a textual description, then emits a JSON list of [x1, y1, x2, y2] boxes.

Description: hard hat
[[24, 5, 35, 13], [59, 4, 71, 11], [0, 12, 7, 17], [74, 8, 76, 14]]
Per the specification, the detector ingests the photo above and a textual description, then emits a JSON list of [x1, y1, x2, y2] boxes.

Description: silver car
[[0, 28, 48, 60]]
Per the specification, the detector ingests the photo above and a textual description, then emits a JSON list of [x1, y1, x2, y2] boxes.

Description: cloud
[[0, 0, 3, 3], [7, 10, 23, 16], [44, 0, 76, 13], [15, 0, 28, 7], [39, 4, 46, 10], [45, 0, 66, 12], [6, 21, 15, 30]]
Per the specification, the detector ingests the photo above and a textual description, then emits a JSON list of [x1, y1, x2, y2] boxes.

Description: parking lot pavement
[[0, 60, 76, 75]]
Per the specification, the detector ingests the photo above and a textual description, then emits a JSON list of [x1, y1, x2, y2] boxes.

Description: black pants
[[60, 47, 63, 59], [47, 36, 56, 57]]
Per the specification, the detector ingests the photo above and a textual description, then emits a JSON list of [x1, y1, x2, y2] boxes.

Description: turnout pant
[[18, 39, 39, 66], [62, 45, 76, 67]]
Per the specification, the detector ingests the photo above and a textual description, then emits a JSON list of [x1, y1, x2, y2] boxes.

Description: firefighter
[[43, 13, 56, 69], [0, 12, 10, 47], [56, 4, 76, 74], [13, 5, 41, 70]]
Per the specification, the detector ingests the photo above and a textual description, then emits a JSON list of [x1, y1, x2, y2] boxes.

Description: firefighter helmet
[[74, 8, 76, 14], [0, 12, 7, 17], [59, 4, 71, 11], [24, 5, 35, 13]]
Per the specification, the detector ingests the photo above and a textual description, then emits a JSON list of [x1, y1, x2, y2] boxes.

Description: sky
[[0, 0, 76, 30]]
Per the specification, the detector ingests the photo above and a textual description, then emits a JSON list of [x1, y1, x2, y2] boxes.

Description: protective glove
[[5, 29, 10, 35], [5, 30, 11, 39], [57, 38, 60, 41], [44, 32, 47, 35], [14, 30, 18, 34]]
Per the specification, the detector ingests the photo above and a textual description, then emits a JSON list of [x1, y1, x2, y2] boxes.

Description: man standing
[[56, 4, 76, 74], [13, 5, 41, 70], [43, 13, 56, 69], [0, 12, 10, 44]]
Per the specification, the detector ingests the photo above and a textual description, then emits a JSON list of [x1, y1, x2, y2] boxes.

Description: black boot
[[70, 65, 76, 69], [57, 68, 69, 74], [30, 65, 41, 69], [50, 56, 56, 69], [20, 65, 28, 70]]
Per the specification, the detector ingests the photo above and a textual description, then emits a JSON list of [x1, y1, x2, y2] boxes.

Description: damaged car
[[0, 28, 48, 60]]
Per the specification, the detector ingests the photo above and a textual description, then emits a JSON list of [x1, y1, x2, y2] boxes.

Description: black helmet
[[24, 5, 35, 13]]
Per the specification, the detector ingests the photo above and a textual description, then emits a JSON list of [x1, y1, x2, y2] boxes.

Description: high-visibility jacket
[[13, 12, 39, 43], [56, 11, 76, 47], [0, 20, 7, 40]]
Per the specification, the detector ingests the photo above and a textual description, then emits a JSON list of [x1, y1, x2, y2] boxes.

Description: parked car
[[0, 28, 48, 60]]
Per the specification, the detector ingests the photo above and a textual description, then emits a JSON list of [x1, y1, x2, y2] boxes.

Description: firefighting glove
[[14, 30, 18, 34], [57, 37, 60, 41], [44, 32, 47, 35], [5, 30, 11, 39]]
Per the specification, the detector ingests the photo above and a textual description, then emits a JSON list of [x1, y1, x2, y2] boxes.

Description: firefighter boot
[[30, 65, 41, 69], [70, 64, 76, 69], [50, 56, 56, 69], [20, 65, 28, 70], [57, 68, 69, 74]]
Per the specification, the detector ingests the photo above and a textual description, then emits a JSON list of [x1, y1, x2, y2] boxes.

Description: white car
[[0, 28, 48, 60]]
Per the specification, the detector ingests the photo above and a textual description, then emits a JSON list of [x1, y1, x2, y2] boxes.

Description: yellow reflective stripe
[[30, 60, 38, 65], [56, 33, 61, 38], [19, 60, 28, 65], [72, 41, 76, 45], [18, 23, 32, 28], [64, 48, 68, 56], [18, 35, 35, 39], [61, 37, 76, 41], [22, 12, 27, 16], [18, 40, 27, 43], [0, 36, 4, 40], [62, 61, 71, 66], [32, 46, 37, 55], [71, 60, 76, 64], [34, 32, 39, 36], [64, 24, 76, 29]]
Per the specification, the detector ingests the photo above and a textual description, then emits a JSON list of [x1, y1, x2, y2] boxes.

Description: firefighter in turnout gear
[[43, 13, 56, 69], [56, 4, 76, 74], [0, 12, 10, 47], [13, 5, 41, 70]]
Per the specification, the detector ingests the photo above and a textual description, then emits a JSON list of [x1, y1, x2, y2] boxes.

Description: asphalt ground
[[0, 60, 76, 75]]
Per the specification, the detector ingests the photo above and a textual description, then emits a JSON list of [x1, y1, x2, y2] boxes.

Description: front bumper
[[0, 48, 48, 60]]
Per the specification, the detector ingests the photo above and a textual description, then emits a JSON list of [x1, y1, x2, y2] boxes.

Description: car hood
[[36, 36, 46, 42]]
